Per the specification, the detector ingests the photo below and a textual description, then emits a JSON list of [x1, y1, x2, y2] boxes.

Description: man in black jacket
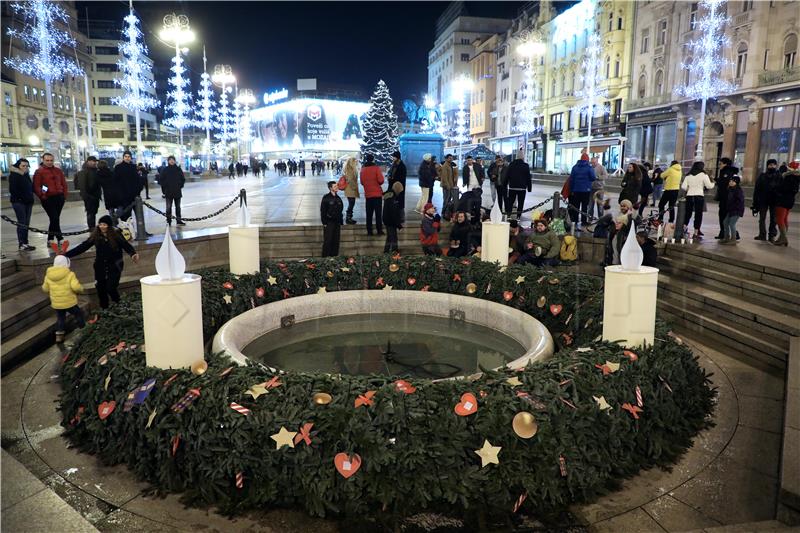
[[75, 156, 100, 229], [505, 151, 532, 220], [715, 157, 739, 240], [113, 151, 141, 221], [753, 159, 780, 241], [388, 151, 407, 210], [159, 156, 186, 226], [382, 182, 404, 253], [321, 180, 344, 257]]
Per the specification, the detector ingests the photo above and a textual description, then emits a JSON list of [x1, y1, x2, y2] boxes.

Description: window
[[4, 91, 10, 106], [614, 57, 621, 78], [100, 130, 124, 138], [638, 74, 647, 98], [655, 70, 664, 95], [764, 49, 770, 69], [99, 96, 115, 106], [784, 34, 798, 68], [617, 16, 623, 30], [684, 60, 692, 85], [32, 87, 38, 103], [572, 35, 577, 54], [24, 85, 30, 101], [460, 53, 469, 62], [460, 38, 470, 45], [657, 20, 667, 46], [550, 112, 563, 132], [736, 43, 748, 78], [641, 31, 650, 53], [95, 63, 119, 72], [7, 118, 13, 136], [93, 46, 118, 55], [690, 3, 699, 29], [608, 12, 613, 32], [742, 0, 753, 12], [99, 113, 123, 122], [65, 98, 70, 111], [605, 56, 611, 78], [97, 80, 115, 89]]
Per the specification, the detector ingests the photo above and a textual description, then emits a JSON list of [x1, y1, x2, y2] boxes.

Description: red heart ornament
[[255, 287, 265, 298], [98, 400, 116, 420], [454, 392, 478, 416], [223, 281, 234, 289], [503, 291, 514, 302], [334, 452, 362, 478], [550, 304, 563, 316], [407, 277, 416, 286]]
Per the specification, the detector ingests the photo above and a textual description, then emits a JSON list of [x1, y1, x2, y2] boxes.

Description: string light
[[574, 31, 609, 154], [160, 14, 194, 141]]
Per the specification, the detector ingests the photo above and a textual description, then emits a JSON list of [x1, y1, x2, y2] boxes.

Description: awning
[[557, 137, 622, 151]]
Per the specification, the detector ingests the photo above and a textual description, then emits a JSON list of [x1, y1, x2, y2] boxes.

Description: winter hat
[[392, 182, 404, 194], [54, 255, 70, 268], [392, 151, 401, 159], [422, 153, 432, 162], [423, 202, 434, 212], [789, 161, 800, 170], [580, 153, 590, 161], [729, 174, 741, 184], [619, 199, 634, 210], [509, 219, 519, 229], [98, 215, 113, 226]]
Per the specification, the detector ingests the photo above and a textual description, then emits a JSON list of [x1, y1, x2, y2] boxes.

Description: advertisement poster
[[250, 98, 370, 153]]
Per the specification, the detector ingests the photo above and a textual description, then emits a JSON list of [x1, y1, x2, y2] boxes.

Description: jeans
[[684, 196, 705, 231], [723, 215, 740, 240], [56, 304, 85, 332], [658, 190, 679, 222], [758, 205, 777, 238], [569, 191, 591, 225], [496, 185, 507, 214], [95, 261, 123, 309], [416, 188, 430, 212], [652, 184, 664, 204], [506, 189, 526, 219], [519, 254, 559, 267], [166, 196, 182, 224], [41, 194, 65, 241], [365, 197, 382, 235], [346, 197, 356, 219], [442, 188, 459, 216], [11, 202, 32, 245], [384, 225, 399, 253]]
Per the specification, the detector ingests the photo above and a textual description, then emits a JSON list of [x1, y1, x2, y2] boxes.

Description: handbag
[[336, 175, 347, 190], [561, 177, 571, 199]]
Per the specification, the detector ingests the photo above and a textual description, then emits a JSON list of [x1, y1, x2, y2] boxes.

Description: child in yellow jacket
[[42, 255, 85, 343]]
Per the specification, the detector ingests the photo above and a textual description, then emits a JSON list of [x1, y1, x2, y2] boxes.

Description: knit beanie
[[54, 255, 70, 268], [98, 215, 113, 226]]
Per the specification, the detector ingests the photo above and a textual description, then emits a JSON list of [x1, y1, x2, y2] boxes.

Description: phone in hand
[[41, 185, 48, 192]]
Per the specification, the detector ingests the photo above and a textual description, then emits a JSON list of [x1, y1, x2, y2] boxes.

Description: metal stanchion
[[552, 191, 561, 214], [134, 196, 150, 242], [674, 197, 686, 241]]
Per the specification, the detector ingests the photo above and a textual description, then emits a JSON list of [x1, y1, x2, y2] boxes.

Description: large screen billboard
[[249, 98, 370, 153]]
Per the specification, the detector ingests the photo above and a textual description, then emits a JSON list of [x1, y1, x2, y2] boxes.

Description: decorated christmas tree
[[360, 80, 399, 166]]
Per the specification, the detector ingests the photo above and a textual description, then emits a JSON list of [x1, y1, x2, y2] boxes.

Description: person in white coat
[[680, 161, 715, 239]]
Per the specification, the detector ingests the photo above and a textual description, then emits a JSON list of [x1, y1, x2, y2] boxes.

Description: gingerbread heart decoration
[[98, 400, 116, 420], [550, 304, 563, 316], [454, 392, 478, 416], [334, 452, 362, 479]]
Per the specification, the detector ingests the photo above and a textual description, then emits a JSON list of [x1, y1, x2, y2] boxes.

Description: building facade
[[626, 0, 799, 182], [469, 34, 501, 145]]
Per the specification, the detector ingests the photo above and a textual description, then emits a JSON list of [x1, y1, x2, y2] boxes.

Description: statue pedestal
[[480, 221, 510, 265], [228, 225, 260, 275], [140, 274, 204, 369], [601, 265, 659, 348]]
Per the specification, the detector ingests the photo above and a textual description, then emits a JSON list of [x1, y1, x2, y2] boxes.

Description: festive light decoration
[[4, 0, 84, 155], [160, 14, 194, 149], [195, 47, 215, 169], [436, 102, 449, 139], [452, 74, 473, 167], [212, 64, 236, 150], [113, 1, 159, 155], [675, 0, 736, 161], [515, 34, 546, 161], [360, 80, 399, 166], [574, 31, 608, 155]]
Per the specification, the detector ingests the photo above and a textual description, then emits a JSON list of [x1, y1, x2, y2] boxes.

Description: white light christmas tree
[[195, 47, 214, 169], [574, 31, 608, 156], [515, 36, 545, 162], [436, 102, 449, 139], [360, 80, 399, 166], [113, 1, 158, 157], [5, 0, 84, 157], [216, 88, 234, 143], [160, 14, 194, 152], [452, 75, 473, 167], [676, 0, 736, 161]]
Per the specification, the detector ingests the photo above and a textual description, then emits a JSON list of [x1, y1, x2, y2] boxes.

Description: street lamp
[[235, 88, 255, 164], [212, 64, 235, 160], [516, 32, 546, 165], [452, 74, 474, 169], [159, 13, 194, 160]]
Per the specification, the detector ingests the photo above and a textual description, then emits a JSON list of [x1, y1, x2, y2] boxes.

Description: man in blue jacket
[[568, 158, 596, 230]]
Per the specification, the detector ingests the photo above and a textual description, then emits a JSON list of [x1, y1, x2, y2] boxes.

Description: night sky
[[75, 1, 530, 103]]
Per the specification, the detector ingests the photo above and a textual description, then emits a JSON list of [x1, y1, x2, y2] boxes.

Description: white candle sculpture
[[140, 228, 204, 369], [602, 223, 659, 348], [480, 201, 510, 266], [228, 197, 260, 275]]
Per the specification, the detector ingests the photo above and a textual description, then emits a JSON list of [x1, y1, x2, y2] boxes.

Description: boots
[[55, 330, 65, 343], [772, 225, 788, 246], [346, 216, 356, 225]]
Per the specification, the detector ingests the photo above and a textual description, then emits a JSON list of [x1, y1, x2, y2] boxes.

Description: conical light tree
[[360, 80, 399, 166], [4, 0, 84, 158], [113, 1, 158, 156], [195, 47, 215, 169]]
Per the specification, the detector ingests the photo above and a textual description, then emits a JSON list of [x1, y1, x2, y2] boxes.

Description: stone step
[[0, 270, 36, 301], [681, 519, 796, 532], [658, 257, 800, 314], [1, 289, 53, 339], [1, 258, 17, 277], [658, 301, 787, 372], [662, 244, 800, 286]]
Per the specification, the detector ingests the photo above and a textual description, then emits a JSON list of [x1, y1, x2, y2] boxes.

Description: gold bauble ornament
[[548, 278, 560, 285], [389, 263, 400, 272], [537, 295, 547, 308], [326, 270, 334, 278], [190, 360, 208, 376], [312, 392, 332, 405], [512, 412, 538, 439], [466, 282, 477, 294]]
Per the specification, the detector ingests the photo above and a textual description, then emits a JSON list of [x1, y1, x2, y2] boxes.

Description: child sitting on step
[[42, 254, 86, 343]]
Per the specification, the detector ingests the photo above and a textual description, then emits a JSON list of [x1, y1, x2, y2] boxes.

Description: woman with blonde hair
[[342, 157, 360, 224]]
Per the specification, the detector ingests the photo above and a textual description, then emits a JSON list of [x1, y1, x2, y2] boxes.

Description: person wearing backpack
[[42, 254, 86, 343]]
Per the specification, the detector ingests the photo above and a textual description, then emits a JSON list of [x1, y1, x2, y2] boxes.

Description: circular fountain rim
[[212, 289, 555, 375]]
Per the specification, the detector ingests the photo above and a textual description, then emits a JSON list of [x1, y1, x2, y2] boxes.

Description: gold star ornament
[[246, 384, 268, 400], [382, 284, 393, 291], [593, 395, 612, 411], [267, 275, 278, 286], [222, 294, 233, 305], [270, 426, 297, 450], [515, 275, 526, 284], [505, 377, 523, 387], [474, 439, 501, 467]]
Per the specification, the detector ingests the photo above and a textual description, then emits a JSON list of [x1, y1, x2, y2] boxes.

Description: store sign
[[263, 88, 289, 105]]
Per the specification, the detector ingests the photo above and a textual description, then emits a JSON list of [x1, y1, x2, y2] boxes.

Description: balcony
[[758, 65, 800, 87], [626, 93, 672, 110], [732, 11, 751, 28]]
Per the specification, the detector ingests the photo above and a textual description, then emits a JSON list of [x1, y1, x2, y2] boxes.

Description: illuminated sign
[[262, 88, 289, 105], [250, 98, 370, 153]]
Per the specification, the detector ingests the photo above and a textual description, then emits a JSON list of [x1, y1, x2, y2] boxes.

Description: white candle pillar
[[140, 228, 204, 369], [228, 225, 260, 274], [481, 222, 510, 265], [601, 265, 659, 348]]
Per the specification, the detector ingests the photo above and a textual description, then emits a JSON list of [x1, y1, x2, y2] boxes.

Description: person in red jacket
[[33, 152, 68, 245], [359, 153, 385, 236]]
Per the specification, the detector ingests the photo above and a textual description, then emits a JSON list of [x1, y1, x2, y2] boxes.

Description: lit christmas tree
[[163, 49, 193, 142], [360, 80, 399, 166], [4, 0, 84, 157], [113, 1, 158, 156], [574, 31, 608, 156], [676, 0, 736, 161], [515, 36, 546, 161], [195, 47, 215, 168]]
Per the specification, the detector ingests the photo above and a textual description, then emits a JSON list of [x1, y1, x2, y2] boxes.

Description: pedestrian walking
[[658, 160, 682, 222], [590, 157, 607, 219], [752, 159, 781, 241], [416, 154, 435, 213], [772, 161, 799, 247], [487, 155, 506, 211], [382, 182, 404, 253], [137, 162, 151, 199], [505, 150, 532, 220], [320, 180, 344, 257], [65, 215, 140, 309], [359, 153, 385, 236], [388, 151, 407, 211], [113, 151, 141, 221], [651, 165, 663, 206], [680, 161, 715, 239], [439, 153, 458, 219], [160, 156, 186, 226], [8, 158, 36, 251], [42, 254, 85, 343], [619, 163, 642, 206], [714, 157, 739, 240], [341, 157, 360, 225], [75, 156, 101, 229], [720, 174, 744, 245], [33, 152, 67, 245], [419, 202, 442, 255], [228, 162, 235, 179], [567, 156, 596, 230]]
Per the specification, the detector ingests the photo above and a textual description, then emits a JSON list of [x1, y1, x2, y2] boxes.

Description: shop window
[[736, 43, 748, 78], [784, 34, 797, 68], [638, 74, 647, 98], [655, 122, 677, 164]]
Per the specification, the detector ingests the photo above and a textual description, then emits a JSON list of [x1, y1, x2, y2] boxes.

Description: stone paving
[[2, 170, 799, 274], [0, 330, 786, 532]]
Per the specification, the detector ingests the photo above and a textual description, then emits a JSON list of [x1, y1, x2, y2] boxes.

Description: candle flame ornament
[[620, 223, 643, 271], [490, 200, 502, 224], [155, 227, 186, 281]]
